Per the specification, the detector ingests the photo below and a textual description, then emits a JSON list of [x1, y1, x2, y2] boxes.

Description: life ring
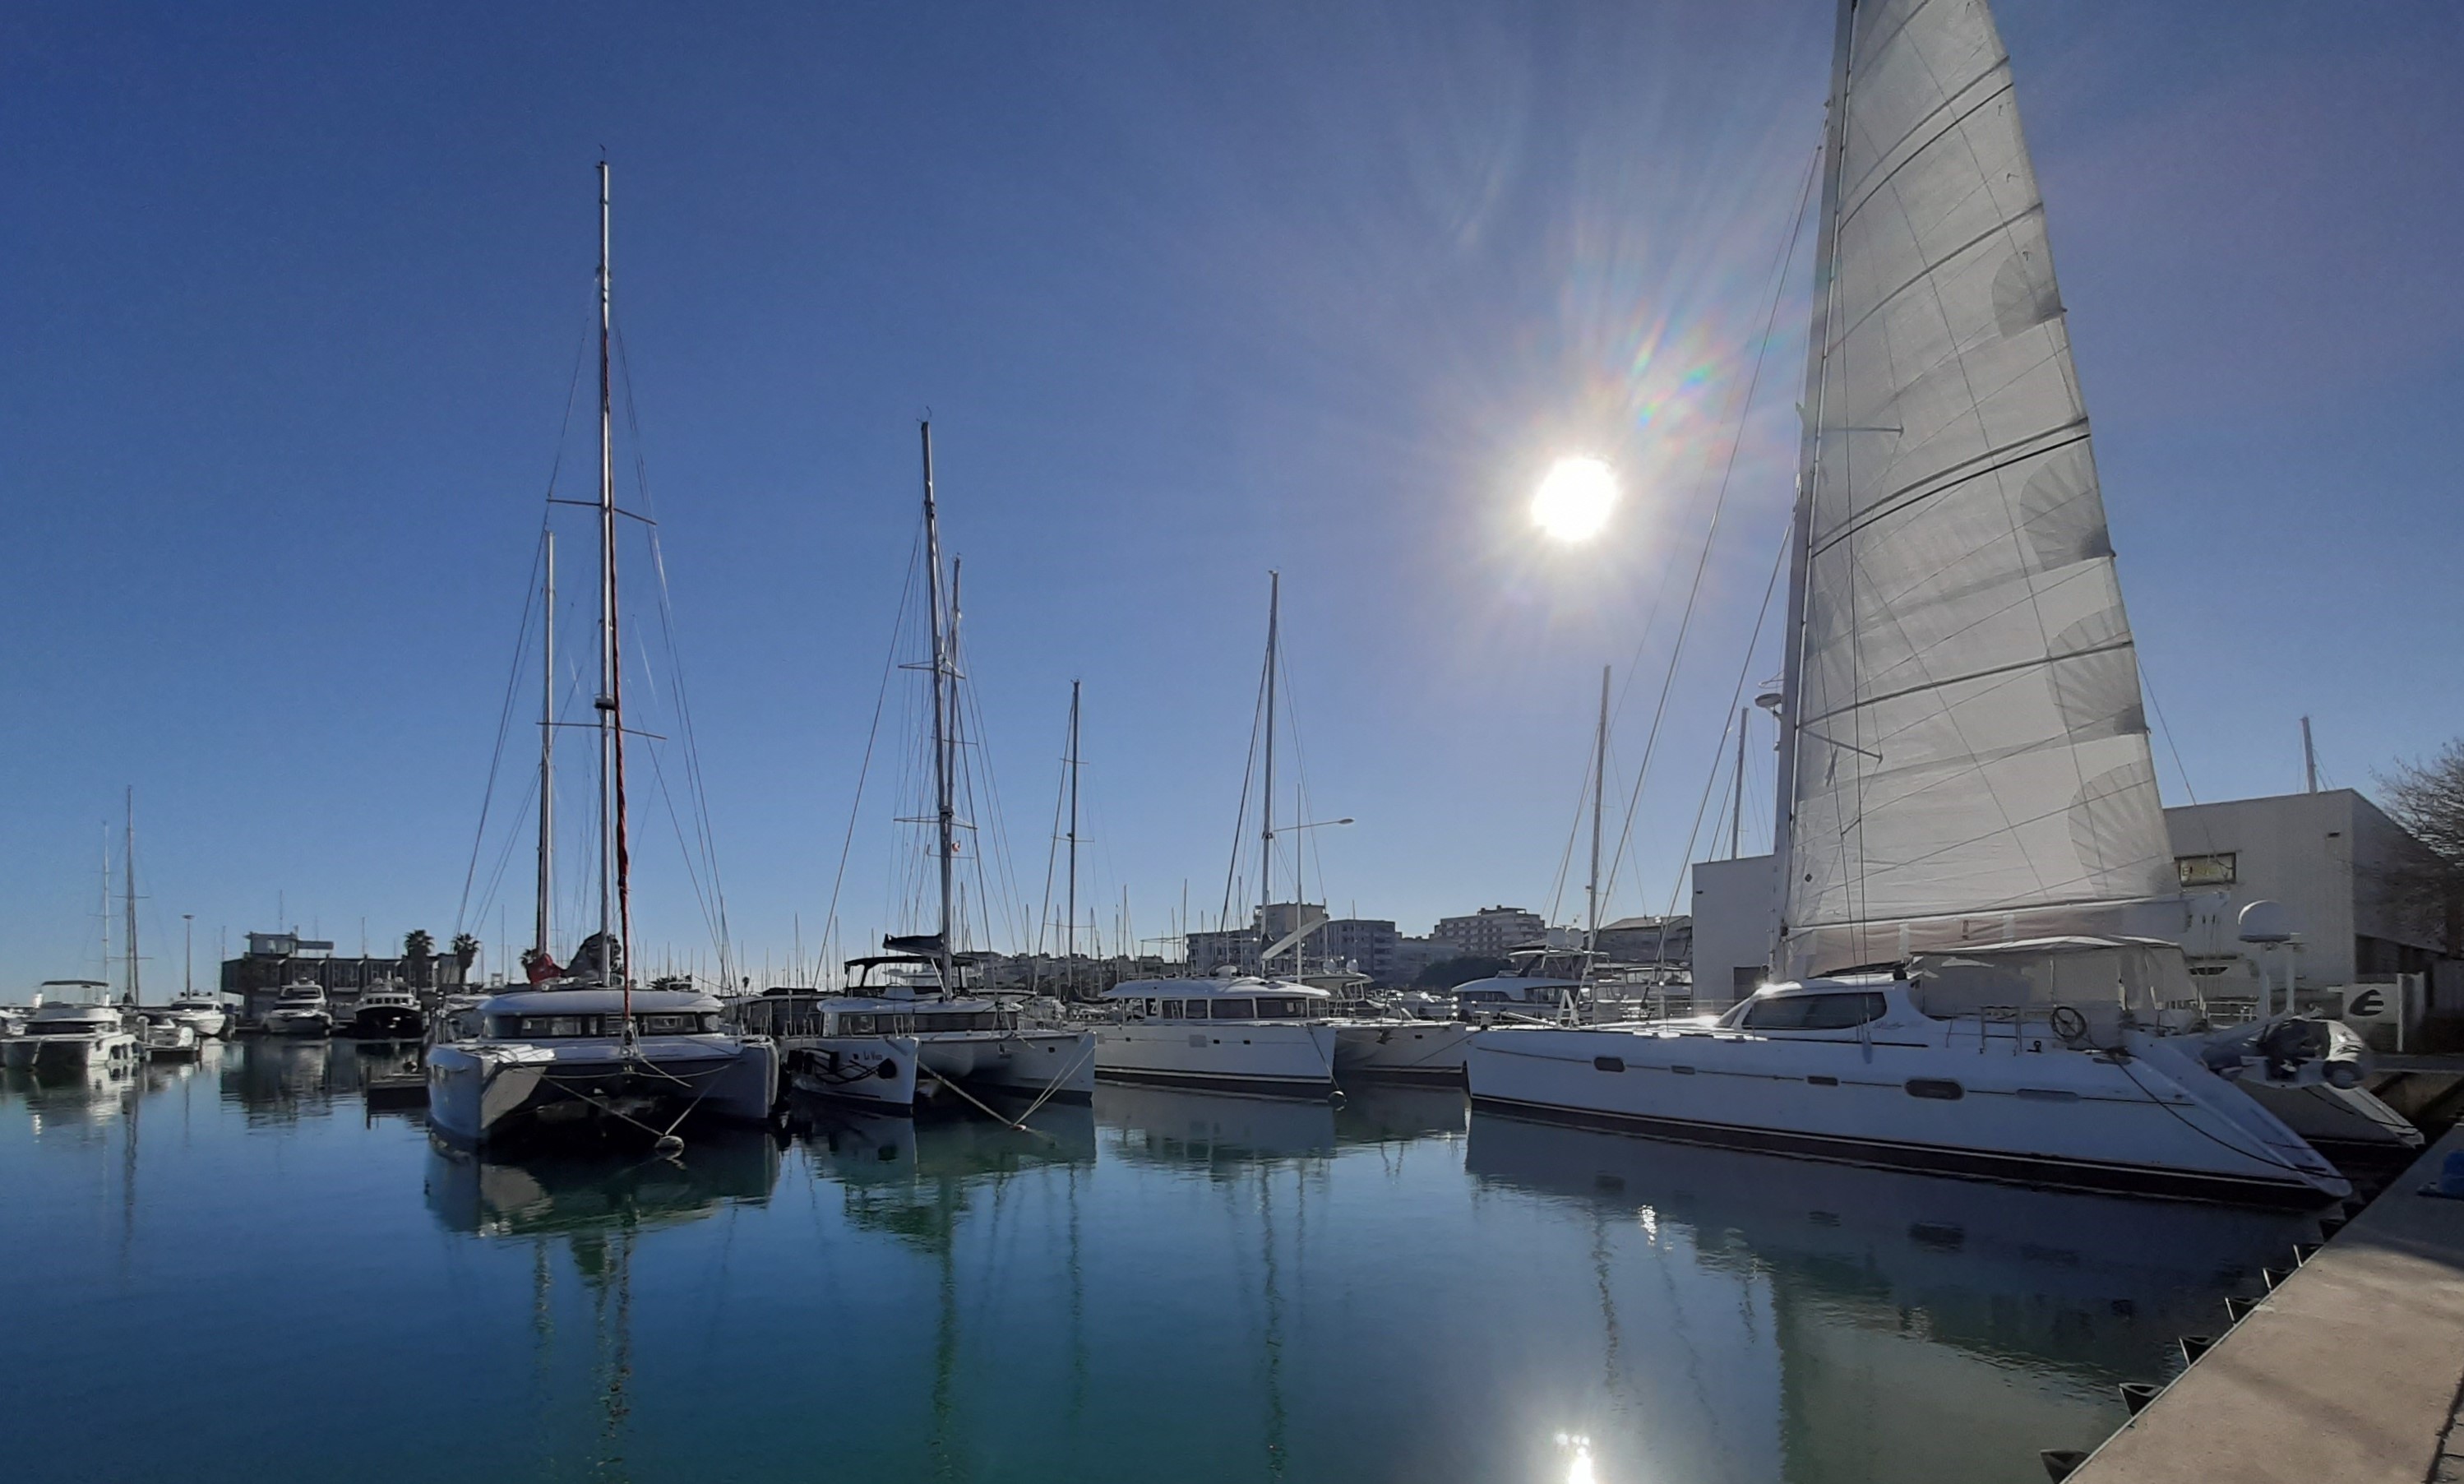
[[2049, 1006, 2088, 1041]]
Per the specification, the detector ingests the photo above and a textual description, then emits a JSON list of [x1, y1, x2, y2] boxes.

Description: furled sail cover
[[1779, 0, 2174, 975]]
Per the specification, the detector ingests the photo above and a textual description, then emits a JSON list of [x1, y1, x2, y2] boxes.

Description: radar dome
[[2236, 899, 2295, 944]]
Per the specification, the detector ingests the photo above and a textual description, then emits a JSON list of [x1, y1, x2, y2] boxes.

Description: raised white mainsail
[[1774, 0, 2174, 976]]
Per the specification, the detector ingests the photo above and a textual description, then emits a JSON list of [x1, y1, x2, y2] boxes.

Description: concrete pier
[[2069, 1124, 2464, 1483]]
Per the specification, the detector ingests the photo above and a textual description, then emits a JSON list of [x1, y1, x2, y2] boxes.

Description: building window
[[2175, 853, 2237, 888]]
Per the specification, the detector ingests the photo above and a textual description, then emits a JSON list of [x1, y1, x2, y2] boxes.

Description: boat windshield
[[1736, 992, 1886, 1031]]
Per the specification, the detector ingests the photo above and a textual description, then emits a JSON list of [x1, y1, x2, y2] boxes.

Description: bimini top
[[478, 987, 720, 1018], [1103, 977, 1331, 1003]]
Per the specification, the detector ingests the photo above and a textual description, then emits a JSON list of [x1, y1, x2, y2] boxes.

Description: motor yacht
[[262, 983, 334, 1038], [155, 995, 231, 1040], [1095, 975, 1340, 1100], [139, 1019, 201, 1061], [347, 982, 426, 1040], [426, 985, 779, 1147], [4, 1001, 138, 1074], [752, 958, 1096, 1116]]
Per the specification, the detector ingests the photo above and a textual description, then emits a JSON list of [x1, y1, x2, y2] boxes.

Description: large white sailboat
[[426, 163, 777, 1149], [770, 423, 1093, 1116], [1467, 0, 2359, 1207]]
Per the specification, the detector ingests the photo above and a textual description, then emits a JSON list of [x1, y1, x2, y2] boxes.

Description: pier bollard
[[2040, 1449, 2088, 1481], [2119, 1381, 2161, 1416], [2178, 1334, 2214, 1365], [2226, 1296, 2259, 1322]]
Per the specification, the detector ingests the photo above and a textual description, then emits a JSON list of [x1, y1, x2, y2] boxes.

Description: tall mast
[[1771, 0, 1859, 969], [1066, 679, 1081, 999], [2301, 716, 2318, 793], [124, 787, 140, 1006], [98, 824, 112, 985], [1258, 571, 1279, 974], [594, 159, 630, 997], [537, 530, 556, 961], [920, 421, 955, 992], [1585, 668, 1607, 959]]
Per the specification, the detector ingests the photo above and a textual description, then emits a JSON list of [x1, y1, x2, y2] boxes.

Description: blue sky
[[5, 1, 2460, 987]]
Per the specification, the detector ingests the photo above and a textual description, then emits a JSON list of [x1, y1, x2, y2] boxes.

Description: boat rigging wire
[[1599, 138, 1823, 913]]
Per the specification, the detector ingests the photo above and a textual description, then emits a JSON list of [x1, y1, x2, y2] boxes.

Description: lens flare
[[1532, 457, 1619, 543]]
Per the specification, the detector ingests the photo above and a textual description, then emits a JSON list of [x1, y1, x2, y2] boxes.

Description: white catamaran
[[1467, 0, 2365, 1207], [426, 162, 777, 1149], [768, 422, 1094, 1116]]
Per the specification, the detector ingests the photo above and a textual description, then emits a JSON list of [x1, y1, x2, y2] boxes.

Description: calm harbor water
[[3, 1042, 2316, 1482]]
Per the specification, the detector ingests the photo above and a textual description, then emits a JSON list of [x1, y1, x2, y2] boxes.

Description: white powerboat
[[1095, 976, 1340, 1100], [426, 986, 779, 1146], [139, 1019, 201, 1060], [155, 995, 232, 1039], [1468, 0, 2361, 1208], [262, 983, 334, 1038], [346, 982, 425, 1040], [4, 1001, 138, 1074]]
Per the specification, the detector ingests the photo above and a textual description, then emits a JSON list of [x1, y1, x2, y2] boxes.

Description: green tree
[[451, 932, 479, 970]]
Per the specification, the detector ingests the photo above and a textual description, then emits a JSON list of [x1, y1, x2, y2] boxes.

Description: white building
[[1690, 788, 2452, 1010]]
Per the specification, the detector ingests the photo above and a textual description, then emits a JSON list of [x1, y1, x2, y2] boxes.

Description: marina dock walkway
[[2070, 1123, 2464, 1483]]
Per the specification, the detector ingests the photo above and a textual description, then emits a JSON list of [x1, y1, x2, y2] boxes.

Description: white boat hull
[[1093, 1022, 1339, 1099], [262, 1010, 333, 1038], [2236, 1079, 2422, 1153], [916, 1029, 1096, 1102], [1332, 1021, 1477, 1084], [162, 1007, 231, 1039], [427, 1035, 779, 1145], [4, 1031, 138, 1073], [1465, 1024, 2350, 1208], [785, 1036, 923, 1112]]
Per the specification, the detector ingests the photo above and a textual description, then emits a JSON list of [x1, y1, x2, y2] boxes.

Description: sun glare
[[1532, 456, 1618, 543]]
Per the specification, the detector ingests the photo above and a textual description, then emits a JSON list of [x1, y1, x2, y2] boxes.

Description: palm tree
[[451, 932, 479, 969], [403, 928, 436, 988]]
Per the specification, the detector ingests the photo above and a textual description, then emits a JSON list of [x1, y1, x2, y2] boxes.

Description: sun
[[1531, 456, 1618, 543]]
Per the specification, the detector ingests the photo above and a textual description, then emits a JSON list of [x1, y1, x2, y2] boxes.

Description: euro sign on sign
[[2349, 988, 2387, 1018]]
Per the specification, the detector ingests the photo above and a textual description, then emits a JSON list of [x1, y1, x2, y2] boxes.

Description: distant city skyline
[[5, 1, 2460, 987]]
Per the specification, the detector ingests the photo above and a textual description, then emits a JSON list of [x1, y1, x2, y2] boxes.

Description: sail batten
[[1777, 0, 2174, 976]]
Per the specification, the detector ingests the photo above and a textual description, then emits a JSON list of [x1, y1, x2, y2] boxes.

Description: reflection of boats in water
[[793, 1097, 1097, 1192], [423, 1127, 783, 1238], [1095, 1083, 1338, 1167], [1331, 1084, 1467, 1145], [1465, 1110, 2313, 1472]]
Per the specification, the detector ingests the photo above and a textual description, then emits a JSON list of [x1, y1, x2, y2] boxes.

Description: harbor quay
[[2064, 1112, 2464, 1483]]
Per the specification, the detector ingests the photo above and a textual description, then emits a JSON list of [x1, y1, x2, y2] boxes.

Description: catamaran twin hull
[[1093, 1022, 1341, 1100], [1330, 1021, 1478, 1085], [426, 1037, 779, 1147], [1466, 1024, 2351, 1209], [787, 1029, 1095, 1115]]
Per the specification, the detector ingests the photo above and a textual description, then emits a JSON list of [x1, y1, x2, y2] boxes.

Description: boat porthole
[[876, 1059, 899, 1080], [1593, 1056, 1626, 1073], [1904, 1078, 1964, 1101]]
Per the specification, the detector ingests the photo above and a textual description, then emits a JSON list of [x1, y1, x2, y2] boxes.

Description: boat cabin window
[[1250, 997, 1308, 1019], [1162, 1000, 1185, 1019], [1211, 998, 1256, 1019], [1741, 992, 1886, 1032], [915, 1011, 997, 1033], [487, 1011, 718, 1038], [637, 1013, 705, 1035], [839, 1013, 877, 1034]]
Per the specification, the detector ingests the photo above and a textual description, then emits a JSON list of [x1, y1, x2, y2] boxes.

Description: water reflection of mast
[[1259, 1169, 1289, 1481]]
